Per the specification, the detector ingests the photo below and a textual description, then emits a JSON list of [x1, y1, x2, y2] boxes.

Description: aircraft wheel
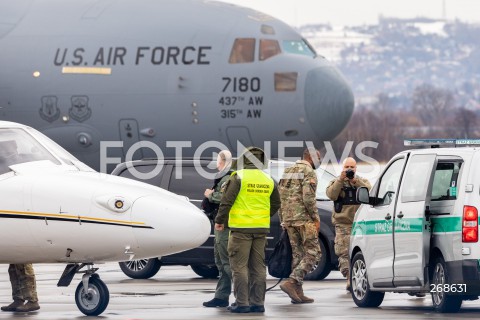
[[75, 275, 110, 316]]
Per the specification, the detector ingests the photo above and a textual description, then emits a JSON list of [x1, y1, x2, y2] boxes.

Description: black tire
[[430, 256, 462, 313], [119, 258, 162, 279], [350, 251, 384, 308], [304, 238, 332, 280], [75, 275, 109, 316], [191, 264, 219, 279]]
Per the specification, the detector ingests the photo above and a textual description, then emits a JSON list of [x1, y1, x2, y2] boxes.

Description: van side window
[[229, 38, 255, 64], [376, 158, 405, 206], [431, 162, 461, 201], [401, 154, 437, 203]]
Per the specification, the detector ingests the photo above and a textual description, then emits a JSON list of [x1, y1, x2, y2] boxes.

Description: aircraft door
[[119, 119, 143, 160], [364, 157, 406, 287], [393, 154, 436, 287], [226, 126, 253, 151]]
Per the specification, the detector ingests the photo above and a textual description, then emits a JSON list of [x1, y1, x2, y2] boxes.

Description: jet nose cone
[[131, 195, 211, 258], [304, 67, 354, 141]]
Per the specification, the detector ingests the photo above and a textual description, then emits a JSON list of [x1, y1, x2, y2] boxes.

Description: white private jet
[[0, 121, 211, 316]]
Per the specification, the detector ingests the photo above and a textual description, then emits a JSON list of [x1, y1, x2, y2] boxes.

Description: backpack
[[267, 230, 292, 278]]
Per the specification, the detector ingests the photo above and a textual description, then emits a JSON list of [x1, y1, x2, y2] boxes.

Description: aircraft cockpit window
[[259, 39, 281, 61], [26, 127, 87, 169], [261, 25, 275, 35], [275, 72, 298, 92], [282, 39, 316, 58], [229, 38, 255, 64], [0, 129, 60, 172]]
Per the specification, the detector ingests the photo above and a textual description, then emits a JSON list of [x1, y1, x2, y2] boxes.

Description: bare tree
[[453, 107, 478, 138], [411, 84, 455, 127]]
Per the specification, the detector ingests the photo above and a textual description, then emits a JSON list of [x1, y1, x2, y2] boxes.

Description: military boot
[[280, 278, 302, 303], [15, 301, 40, 312], [1, 299, 24, 312], [294, 283, 314, 303]]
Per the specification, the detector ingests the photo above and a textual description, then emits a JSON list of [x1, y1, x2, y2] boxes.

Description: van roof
[[404, 139, 480, 148]]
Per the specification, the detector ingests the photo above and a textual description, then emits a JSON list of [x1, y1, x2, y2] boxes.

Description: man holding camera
[[326, 157, 371, 291]]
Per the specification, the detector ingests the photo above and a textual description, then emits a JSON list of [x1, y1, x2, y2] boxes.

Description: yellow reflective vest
[[229, 169, 274, 228]]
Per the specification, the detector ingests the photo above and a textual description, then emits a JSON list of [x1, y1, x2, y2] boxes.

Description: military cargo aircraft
[[0, 120, 211, 315], [0, 0, 354, 171]]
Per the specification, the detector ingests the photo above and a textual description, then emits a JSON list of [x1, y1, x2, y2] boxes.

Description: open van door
[[393, 154, 437, 287]]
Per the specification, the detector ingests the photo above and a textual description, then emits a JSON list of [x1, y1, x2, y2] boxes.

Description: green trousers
[[228, 231, 267, 307], [213, 228, 232, 301]]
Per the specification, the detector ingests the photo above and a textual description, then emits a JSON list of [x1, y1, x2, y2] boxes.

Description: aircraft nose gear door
[[226, 126, 253, 151], [119, 119, 143, 161]]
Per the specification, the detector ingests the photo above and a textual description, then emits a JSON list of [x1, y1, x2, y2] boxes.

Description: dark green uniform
[[216, 147, 281, 309], [208, 172, 232, 302]]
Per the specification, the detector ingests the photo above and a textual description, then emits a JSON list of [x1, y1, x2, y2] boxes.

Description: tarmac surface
[[1, 263, 480, 319]]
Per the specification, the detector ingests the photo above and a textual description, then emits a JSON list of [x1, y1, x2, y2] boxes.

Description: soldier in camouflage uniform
[[278, 148, 322, 304], [1, 264, 40, 312], [326, 157, 371, 291], [203, 150, 234, 308]]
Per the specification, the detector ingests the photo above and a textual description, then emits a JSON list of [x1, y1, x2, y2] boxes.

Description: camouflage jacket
[[326, 175, 371, 225], [278, 160, 319, 226]]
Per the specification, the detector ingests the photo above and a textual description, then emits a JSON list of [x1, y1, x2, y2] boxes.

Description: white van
[[349, 139, 480, 313]]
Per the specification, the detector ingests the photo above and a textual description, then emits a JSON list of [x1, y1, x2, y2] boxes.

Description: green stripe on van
[[352, 216, 471, 236], [430, 216, 461, 233], [352, 218, 423, 236]]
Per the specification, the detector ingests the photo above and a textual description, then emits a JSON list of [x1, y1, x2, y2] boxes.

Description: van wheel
[[431, 256, 462, 313], [350, 252, 384, 308], [191, 264, 219, 279], [119, 258, 162, 279], [304, 238, 331, 280]]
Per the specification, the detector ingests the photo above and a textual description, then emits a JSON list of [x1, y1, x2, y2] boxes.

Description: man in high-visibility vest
[[215, 147, 281, 314]]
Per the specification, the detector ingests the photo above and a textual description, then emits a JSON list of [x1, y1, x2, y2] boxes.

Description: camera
[[346, 169, 355, 179]]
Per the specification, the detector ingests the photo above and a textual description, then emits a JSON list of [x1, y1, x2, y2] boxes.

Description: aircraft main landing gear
[[58, 263, 110, 316]]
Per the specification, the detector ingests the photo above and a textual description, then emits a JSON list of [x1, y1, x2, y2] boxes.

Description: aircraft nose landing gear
[[75, 273, 109, 316], [58, 263, 110, 316]]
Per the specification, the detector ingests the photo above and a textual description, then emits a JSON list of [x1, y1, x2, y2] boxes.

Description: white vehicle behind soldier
[[350, 139, 480, 313]]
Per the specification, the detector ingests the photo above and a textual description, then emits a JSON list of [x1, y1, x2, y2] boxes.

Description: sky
[[219, 0, 480, 27]]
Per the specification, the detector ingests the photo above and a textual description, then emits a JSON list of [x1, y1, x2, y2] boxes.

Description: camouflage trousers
[[8, 264, 38, 302], [285, 222, 321, 285], [334, 224, 352, 278]]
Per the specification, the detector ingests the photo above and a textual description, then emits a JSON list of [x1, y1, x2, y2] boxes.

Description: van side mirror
[[356, 187, 370, 204]]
